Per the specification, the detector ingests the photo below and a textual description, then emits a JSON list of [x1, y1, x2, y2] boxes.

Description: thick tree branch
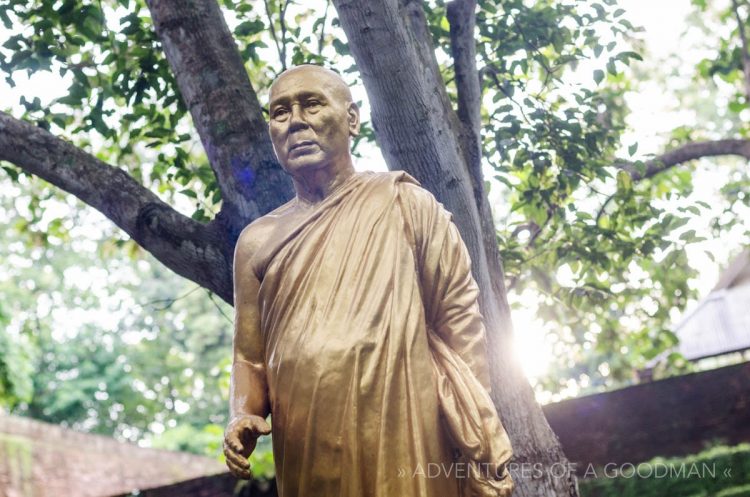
[[615, 139, 750, 180], [732, 0, 750, 103], [264, 0, 290, 69], [279, 0, 291, 68], [446, 2, 509, 316], [0, 111, 233, 302], [146, 0, 293, 249], [317, 0, 331, 53], [595, 138, 750, 223], [447, 0, 482, 155]]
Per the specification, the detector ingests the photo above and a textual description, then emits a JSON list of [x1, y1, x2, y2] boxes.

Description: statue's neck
[[292, 161, 356, 205]]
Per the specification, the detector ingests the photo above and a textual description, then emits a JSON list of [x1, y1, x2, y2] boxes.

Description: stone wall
[[544, 361, 750, 468], [0, 414, 225, 497]]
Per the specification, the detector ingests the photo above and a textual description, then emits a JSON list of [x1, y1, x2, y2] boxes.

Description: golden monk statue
[[222, 65, 513, 497]]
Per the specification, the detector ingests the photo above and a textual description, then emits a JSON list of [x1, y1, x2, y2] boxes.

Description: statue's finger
[[225, 431, 244, 453], [226, 458, 252, 480], [224, 443, 250, 470], [250, 418, 272, 436]]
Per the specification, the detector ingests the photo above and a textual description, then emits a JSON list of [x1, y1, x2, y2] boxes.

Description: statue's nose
[[288, 104, 309, 132]]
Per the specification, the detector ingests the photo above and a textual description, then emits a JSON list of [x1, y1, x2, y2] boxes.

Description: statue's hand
[[223, 414, 272, 480]]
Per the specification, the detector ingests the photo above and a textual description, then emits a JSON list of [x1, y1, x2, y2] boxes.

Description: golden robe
[[250, 171, 512, 497]]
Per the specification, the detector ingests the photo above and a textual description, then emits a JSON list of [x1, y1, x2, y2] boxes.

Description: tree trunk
[[332, 1, 578, 495], [146, 0, 294, 262]]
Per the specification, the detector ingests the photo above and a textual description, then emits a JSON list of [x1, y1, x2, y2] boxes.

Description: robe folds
[[249, 171, 513, 497]]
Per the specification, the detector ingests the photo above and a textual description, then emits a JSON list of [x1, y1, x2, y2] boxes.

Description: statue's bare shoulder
[[235, 200, 296, 263]]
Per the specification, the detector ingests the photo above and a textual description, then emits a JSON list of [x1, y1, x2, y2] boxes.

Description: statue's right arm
[[224, 224, 272, 479], [230, 225, 270, 420]]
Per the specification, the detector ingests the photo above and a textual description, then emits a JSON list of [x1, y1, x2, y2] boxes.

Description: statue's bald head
[[269, 65, 353, 106], [267, 64, 361, 176]]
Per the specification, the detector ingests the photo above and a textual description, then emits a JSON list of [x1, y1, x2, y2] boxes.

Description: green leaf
[[235, 19, 264, 37], [616, 170, 633, 193]]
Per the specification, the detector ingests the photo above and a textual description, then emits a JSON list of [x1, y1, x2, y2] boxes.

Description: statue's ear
[[347, 102, 361, 138]]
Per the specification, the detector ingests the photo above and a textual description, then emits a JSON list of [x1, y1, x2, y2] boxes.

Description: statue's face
[[268, 67, 359, 176]]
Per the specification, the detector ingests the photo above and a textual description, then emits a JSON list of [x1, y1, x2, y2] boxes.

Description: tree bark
[[447, 0, 483, 199], [332, 1, 578, 495], [0, 111, 233, 301], [146, 0, 293, 258]]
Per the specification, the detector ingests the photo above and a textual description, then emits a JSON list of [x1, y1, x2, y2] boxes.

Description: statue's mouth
[[289, 140, 318, 152]]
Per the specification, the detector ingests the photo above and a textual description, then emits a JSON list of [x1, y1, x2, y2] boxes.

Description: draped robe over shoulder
[[248, 171, 513, 497]]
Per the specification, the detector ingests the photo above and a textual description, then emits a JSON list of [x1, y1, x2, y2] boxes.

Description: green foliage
[[693, 0, 750, 134], [151, 423, 225, 456], [0, 180, 240, 458], [713, 169, 750, 238], [425, 1, 691, 393], [451, 0, 703, 392], [248, 435, 275, 480], [0, 313, 34, 408], [716, 485, 750, 497], [22, 272, 234, 455], [579, 444, 750, 497], [472, 0, 750, 395], [0, 0, 220, 219]]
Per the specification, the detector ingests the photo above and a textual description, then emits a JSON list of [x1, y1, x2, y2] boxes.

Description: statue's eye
[[272, 107, 289, 120]]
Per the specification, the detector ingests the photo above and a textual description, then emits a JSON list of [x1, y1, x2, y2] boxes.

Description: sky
[[0, 0, 745, 402]]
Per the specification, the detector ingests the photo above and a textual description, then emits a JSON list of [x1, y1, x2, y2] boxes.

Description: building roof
[[673, 249, 750, 361], [713, 249, 750, 291]]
